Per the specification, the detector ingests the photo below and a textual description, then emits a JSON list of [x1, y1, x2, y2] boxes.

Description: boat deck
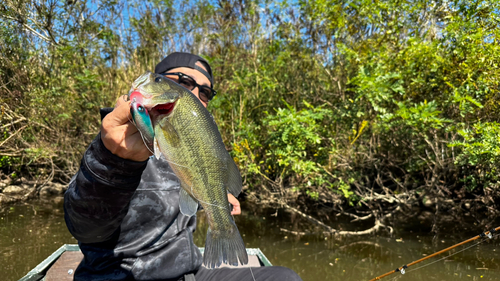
[[20, 244, 272, 281], [45, 251, 82, 281]]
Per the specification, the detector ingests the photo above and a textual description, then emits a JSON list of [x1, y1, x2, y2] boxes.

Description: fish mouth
[[152, 102, 175, 115], [148, 102, 176, 122]]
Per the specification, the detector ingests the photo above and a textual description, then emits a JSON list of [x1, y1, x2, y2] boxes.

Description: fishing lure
[[129, 91, 155, 153]]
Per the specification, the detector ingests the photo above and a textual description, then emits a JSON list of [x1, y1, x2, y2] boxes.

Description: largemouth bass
[[128, 71, 248, 268]]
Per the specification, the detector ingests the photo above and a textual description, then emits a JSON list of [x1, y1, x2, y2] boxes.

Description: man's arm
[[64, 97, 152, 243], [64, 134, 148, 243]]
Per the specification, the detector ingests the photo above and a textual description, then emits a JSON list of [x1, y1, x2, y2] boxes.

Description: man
[[64, 52, 302, 281]]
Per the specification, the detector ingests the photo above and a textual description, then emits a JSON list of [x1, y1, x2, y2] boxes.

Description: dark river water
[[1, 197, 500, 281]]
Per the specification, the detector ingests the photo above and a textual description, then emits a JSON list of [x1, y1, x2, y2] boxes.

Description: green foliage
[[453, 123, 500, 166], [450, 122, 500, 189], [0, 156, 16, 169], [263, 101, 330, 177], [1, 0, 500, 209], [394, 100, 452, 132], [233, 100, 353, 201], [334, 178, 356, 203]]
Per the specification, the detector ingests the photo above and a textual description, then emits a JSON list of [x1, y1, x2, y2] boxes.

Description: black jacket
[[64, 108, 203, 281]]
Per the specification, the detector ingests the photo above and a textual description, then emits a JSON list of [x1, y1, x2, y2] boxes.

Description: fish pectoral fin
[[157, 118, 181, 147], [179, 186, 199, 217], [226, 158, 243, 197]]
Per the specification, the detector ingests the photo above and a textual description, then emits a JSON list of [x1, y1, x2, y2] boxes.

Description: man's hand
[[101, 95, 153, 162], [228, 194, 241, 215]]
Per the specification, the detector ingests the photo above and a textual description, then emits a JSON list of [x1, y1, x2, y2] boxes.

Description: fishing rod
[[369, 225, 500, 281]]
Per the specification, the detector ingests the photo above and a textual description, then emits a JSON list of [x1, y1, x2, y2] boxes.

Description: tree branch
[[0, 14, 56, 45]]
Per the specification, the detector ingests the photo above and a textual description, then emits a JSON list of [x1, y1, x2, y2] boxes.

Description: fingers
[[101, 99, 136, 146], [115, 94, 129, 107], [100, 95, 152, 162], [106, 99, 134, 127], [228, 193, 241, 215]]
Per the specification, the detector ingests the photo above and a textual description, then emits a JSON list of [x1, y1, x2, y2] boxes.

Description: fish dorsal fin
[[179, 185, 199, 216], [226, 158, 242, 197]]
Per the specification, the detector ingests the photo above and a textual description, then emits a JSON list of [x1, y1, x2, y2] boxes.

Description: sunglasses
[[162, 72, 217, 103]]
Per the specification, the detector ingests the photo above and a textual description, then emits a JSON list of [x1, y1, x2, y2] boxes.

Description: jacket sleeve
[[64, 109, 148, 244]]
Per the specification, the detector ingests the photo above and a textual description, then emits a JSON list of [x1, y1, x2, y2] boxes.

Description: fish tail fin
[[204, 224, 248, 268]]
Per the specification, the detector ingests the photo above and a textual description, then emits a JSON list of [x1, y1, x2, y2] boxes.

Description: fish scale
[[129, 71, 248, 268]]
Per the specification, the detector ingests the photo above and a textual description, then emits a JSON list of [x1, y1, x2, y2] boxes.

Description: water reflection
[[0, 198, 76, 281], [195, 205, 500, 281], [1, 199, 500, 281]]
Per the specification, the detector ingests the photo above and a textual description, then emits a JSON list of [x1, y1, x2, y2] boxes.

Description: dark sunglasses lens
[[200, 87, 213, 101], [179, 75, 196, 89]]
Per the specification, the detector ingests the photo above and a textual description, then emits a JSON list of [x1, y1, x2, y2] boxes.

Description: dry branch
[[1, 117, 27, 129], [281, 202, 397, 236], [282, 202, 336, 232], [0, 124, 28, 148]]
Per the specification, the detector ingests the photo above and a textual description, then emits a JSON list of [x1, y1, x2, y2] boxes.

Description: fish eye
[[155, 77, 163, 83], [138, 106, 144, 112]]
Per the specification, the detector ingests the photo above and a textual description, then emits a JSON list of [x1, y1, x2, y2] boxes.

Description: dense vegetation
[[1, 0, 500, 233]]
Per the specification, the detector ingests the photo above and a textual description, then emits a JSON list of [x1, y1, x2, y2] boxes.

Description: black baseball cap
[[155, 52, 214, 87]]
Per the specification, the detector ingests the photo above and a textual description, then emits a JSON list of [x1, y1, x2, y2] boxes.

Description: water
[[0, 198, 77, 280], [1, 198, 500, 281]]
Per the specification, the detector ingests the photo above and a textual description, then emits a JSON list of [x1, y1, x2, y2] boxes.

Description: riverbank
[[241, 185, 500, 237], [1, 172, 496, 239], [0, 176, 67, 206]]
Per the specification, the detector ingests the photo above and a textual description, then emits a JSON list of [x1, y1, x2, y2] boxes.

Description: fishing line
[[187, 182, 230, 212], [249, 266, 256, 281], [145, 143, 155, 155], [137, 127, 229, 212], [163, 158, 191, 170], [128, 103, 231, 212], [168, 163, 233, 212], [164, 162, 232, 212], [192, 195, 229, 211]]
